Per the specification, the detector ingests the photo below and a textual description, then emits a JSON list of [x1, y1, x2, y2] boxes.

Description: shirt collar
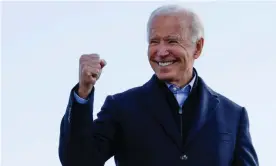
[[165, 72, 197, 94]]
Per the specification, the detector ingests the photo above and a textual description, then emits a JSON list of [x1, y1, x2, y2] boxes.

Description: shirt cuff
[[73, 91, 88, 104]]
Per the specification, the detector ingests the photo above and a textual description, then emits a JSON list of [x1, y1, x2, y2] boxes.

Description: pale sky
[[2, 1, 276, 166]]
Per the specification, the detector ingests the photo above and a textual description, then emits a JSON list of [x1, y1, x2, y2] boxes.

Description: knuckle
[[80, 54, 86, 61], [91, 59, 100, 64], [96, 64, 101, 69], [79, 62, 85, 67], [81, 64, 86, 71], [80, 54, 100, 64], [91, 55, 100, 61], [82, 66, 89, 75], [91, 53, 99, 57]]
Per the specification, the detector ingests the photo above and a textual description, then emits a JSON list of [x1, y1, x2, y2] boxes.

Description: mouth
[[156, 61, 176, 67]]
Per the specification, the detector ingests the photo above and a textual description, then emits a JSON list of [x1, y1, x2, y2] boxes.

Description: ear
[[193, 38, 204, 59]]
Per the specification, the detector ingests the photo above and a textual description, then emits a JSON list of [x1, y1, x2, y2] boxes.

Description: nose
[[156, 45, 169, 57]]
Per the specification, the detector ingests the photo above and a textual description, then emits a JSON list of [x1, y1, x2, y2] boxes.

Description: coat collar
[[142, 69, 219, 149]]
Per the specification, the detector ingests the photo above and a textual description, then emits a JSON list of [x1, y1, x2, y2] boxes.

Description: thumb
[[100, 59, 107, 69]]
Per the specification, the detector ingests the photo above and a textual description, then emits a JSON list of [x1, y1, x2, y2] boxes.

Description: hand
[[78, 54, 106, 98]]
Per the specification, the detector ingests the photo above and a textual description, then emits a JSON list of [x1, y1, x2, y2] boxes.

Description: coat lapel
[[185, 77, 220, 146], [142, 75, 182, 150], [141, 74, 220, 149]]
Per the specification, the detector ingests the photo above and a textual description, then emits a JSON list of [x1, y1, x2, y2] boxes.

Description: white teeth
[[158, 61, 173, 66]]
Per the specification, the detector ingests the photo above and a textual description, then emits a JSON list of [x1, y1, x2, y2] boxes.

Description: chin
[[156, 72, 175, 82]]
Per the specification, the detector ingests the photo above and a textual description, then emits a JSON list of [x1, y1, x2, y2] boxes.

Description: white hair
[[147, 4, 204, 43]]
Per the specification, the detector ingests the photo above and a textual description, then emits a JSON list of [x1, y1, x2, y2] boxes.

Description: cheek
[[173, 47, 194, 61], [148, 47, 156, 59], [170, 48, 186, 60]]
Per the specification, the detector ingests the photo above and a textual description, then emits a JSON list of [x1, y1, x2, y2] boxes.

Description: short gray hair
[[147, 4, 204, 43]]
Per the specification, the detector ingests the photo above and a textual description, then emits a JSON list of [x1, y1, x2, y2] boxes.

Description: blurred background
[[2, 1, 276, 166]]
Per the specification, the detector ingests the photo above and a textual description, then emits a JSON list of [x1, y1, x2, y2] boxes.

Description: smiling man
[[58, 4, 259, 166], [147, 9, 202, 88]]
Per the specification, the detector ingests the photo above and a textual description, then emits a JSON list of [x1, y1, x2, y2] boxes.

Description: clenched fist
[[78, 54, 106, 98]]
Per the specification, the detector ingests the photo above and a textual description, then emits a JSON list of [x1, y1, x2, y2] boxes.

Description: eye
[[168, 39, 178, 44], [149, 40, 159, 44]]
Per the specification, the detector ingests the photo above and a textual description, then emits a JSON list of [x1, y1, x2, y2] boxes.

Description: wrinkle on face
[[147, 12, 199, 87]]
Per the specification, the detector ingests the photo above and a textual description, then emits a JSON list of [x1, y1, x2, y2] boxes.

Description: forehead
[[148, 14, 192, 38]]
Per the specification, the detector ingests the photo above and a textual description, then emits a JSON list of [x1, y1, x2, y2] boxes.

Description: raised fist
[[78, 54, 106, 98]]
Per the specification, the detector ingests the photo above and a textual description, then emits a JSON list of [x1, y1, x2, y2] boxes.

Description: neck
[[169, 69, 194, 88]]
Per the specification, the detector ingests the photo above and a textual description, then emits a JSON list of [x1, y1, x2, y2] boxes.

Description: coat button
[[180, 154, 188, 160]]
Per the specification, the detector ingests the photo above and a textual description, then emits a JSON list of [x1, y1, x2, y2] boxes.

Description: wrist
[[77, 87, 92, 99]]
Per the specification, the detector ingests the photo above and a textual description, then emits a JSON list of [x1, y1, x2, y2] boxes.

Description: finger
[[81, 53, 100, 58], [80, 54, 100, 62], [85, 75, 97, 85], [100, 59, 107, 69], [80, 61, 101, 69], [86, 67, 102, 80], [82, 66, 100, 78], [80, 57, 100, 64]]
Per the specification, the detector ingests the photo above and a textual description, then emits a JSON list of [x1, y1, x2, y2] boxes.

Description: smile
[[157, 61, 175, 67]]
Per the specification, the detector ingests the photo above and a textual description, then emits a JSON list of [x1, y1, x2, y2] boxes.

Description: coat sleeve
[[58, 84, 120, 166], [232, 107, 259, 166]]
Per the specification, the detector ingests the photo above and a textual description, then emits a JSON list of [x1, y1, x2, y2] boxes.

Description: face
[[148, 13, 204, 86]]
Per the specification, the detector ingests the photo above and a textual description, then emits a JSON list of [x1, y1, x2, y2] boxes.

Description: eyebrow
[[164, 36, 180, 40], [150, 35, 180, 40]]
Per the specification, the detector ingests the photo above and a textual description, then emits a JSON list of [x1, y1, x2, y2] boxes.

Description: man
[[58, 4, 259, 166]]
